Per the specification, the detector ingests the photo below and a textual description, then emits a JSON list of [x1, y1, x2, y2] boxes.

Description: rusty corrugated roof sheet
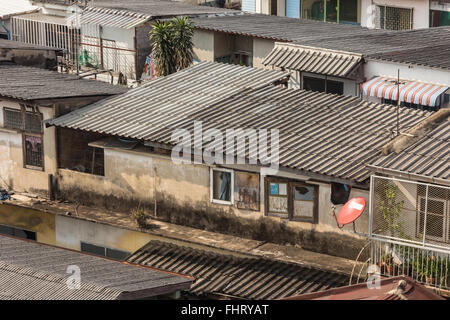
[[45, 61, 433, 184], [281, 276, 445, 300], [127, 240, 350, 299], [263, 43, 363, 78]]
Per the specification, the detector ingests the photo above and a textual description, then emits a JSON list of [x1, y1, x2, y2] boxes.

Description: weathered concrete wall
[[253, 38, 275, 69], [0, 48, 58, 70], [0, 203, 56, 245], [56, 146, 369, 259], [193, 30, 215, 62]]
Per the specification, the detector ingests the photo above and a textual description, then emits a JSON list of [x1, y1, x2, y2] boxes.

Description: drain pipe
[[1, 20, 11, 40]]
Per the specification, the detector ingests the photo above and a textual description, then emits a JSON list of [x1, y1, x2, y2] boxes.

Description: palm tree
[[149, 20, 177, 77], [149, 17, 194, 77], [171, 17, 194, 70]]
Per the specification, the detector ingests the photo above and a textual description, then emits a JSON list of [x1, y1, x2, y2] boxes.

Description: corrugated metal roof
[[0, 0, 38, 19], [80, 7, 151, 29], [127, 241, 350, 300], [263, 43, 363, 78], [11, 12, 68, 25], [0, 234, 192, 300], [282, 276, 445, 300], [369, 116, 450, 183], [191, 14, 388, 42], [0, 63, 127, 101], [45, 61, 432, 183]]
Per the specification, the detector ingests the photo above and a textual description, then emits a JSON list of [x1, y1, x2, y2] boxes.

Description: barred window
[[3, 107, 42, 133], [376, 6, 413, 30], [3, 108, 22, 130], [25, 112, 42, 134], [24, 135, 44, 169]]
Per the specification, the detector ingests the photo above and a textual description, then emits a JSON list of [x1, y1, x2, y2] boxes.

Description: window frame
[[22, 133, 45, 171], [416, 195, 449, 243], [210, 167, 234, 205], [0, 223, 37, 241], [265, 177, 319, 223], [80, 241, 131, 260]]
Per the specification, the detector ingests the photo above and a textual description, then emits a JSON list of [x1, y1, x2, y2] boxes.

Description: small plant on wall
[[131, 207, 150, 229]]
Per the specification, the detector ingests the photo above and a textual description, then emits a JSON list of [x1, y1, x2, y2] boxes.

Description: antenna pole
[[396, 69, 400, 137]]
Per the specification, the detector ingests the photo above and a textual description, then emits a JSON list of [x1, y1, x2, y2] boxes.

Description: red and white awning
[[361, 76, 449, 107]]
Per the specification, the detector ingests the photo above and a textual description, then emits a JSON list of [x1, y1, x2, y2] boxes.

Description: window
[[265, 178, 319, 223], [80, 242, 131, 260], [210, 168, 234, 205], [3, 107, 42, 133], [24, 134, 44, 169], [303, 76, 344, 95], [376, 6, 413, 30], [430, 10, 450, 27], [416, 186, 450, 244], [0, 224, 36, 240], [234, 171, 260, 211]]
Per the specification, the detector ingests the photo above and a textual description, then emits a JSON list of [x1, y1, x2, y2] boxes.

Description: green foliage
[[131, 207, 150, 228], [378, 184, 406, 238], [149, 17, 194, 77]]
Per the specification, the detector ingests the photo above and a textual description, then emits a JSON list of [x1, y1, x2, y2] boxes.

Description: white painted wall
[[365, 60, 450, 86], [361, 0, 430, 29]]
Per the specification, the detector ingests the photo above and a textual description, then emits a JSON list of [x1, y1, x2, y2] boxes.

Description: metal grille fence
[[367, 175, 450, 291], [375, 6, 413, 30]]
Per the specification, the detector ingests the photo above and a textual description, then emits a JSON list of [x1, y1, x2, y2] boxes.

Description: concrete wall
[[0, 203, 56, 245], [56, 144, 369, 259], [253, 38, 275, 69], [361, 0, 430, 29], [0, 48, 58, 70], [0, 101, 56, 195], [193, 30, 215, 62]]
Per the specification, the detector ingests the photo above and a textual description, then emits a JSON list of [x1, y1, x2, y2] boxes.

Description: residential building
[[191, 13, 382, 68], [262, 26, 450, 110], [0, 0, 38, 39], [0, 58, 126, 197], [361, 0, 450, 29], [39, 62, 434, 260], [9, 0, 235, 82], [0, 234, 192, 300], [241, 0, 450, 28]]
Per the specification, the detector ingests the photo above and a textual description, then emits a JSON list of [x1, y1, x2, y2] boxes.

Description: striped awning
[[361, 76, 449, 107]]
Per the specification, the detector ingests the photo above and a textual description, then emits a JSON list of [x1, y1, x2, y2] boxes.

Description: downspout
[[1, 20, 11, 40]]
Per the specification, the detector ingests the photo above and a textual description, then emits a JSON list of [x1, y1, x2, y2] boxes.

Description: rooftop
[[0, 0, 38, 19], [0, 234, 192, 300], [128, 240, 350, 299], [0, 62, 127, 101], [368, 112, 450, 185], [282, 276, 445, 300], [296, 26, 450, 71], [191, 14, 386, 42], [46, 62, 432, 184]]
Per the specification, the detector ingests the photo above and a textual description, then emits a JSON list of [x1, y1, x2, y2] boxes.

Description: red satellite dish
[[333, 197, 366, 231]]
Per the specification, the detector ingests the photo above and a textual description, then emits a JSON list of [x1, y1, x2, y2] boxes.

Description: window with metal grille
[[3, 107, 42, 133], [25, 112, 42, 134], [3, 108, 22, 130], [24, 135, 44, 169], [376, 5, 413, 30]]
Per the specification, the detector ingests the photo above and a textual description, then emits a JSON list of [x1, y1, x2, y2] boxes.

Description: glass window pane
[[294, 186, 314, 201], [270, 183, 279, 195], [106, 248, 130, 260], [212, 170, 231, 201], [81, 242, 106, 257]]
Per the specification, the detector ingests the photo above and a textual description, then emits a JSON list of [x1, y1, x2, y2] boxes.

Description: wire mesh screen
[[370, 176, 450, 252]]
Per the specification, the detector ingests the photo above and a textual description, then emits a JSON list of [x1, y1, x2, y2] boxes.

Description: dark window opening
[[3, 107, 42, 133], [0, 224, 36, 240], [3, 108, 22, 130], [271, 0, 277, 15], [81, 241, 130, 260], [303, 76, 344, 95], [211, 169, 232, 203], [57, 128, 106, 176]]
